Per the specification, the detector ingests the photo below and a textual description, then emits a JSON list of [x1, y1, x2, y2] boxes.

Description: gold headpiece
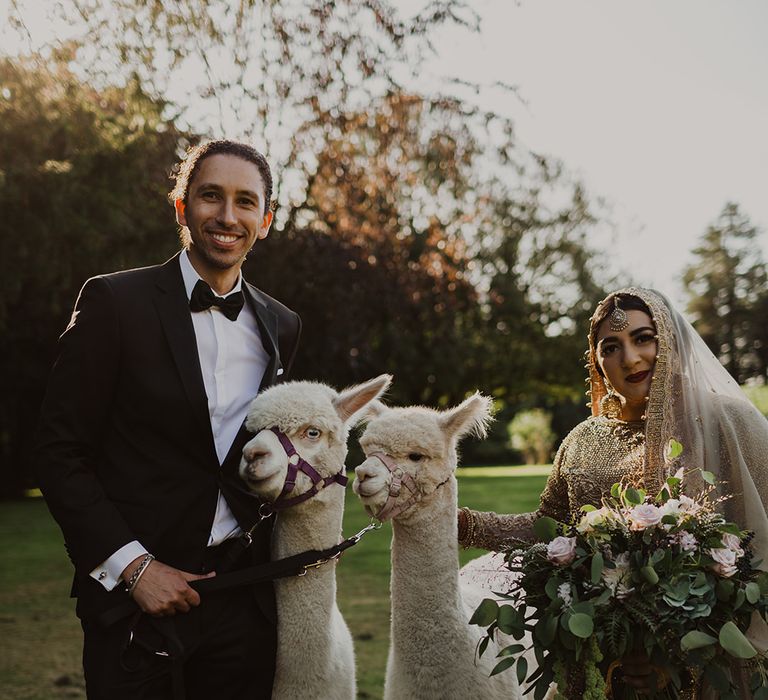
[[608, 298, 629, 332]]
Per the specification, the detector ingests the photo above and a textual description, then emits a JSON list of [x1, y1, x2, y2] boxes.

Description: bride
[[458, 287, 768, 698]]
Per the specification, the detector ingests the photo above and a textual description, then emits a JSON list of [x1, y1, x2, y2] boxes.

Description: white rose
[[659, 498, 680, 518], [721, 532, 745, 558], [627, 504, 662, 531], [709, 547, 738, 577], [576, 506, 615, 534], [546, 536, 577, 566]]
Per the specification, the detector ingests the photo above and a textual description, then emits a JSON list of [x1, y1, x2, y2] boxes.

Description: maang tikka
[[608, 298, 629, 332]]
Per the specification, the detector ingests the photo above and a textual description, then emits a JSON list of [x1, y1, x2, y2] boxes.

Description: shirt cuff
[[89, 541, 148, 591]]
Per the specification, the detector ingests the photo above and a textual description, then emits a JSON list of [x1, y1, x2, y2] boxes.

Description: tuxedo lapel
[[244, 282, 281, 391], [152, 255, 217, 458]]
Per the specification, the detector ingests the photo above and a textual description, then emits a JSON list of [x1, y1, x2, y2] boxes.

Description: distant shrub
[[507, 409, 556, 465], [744, 384, 768, 417]]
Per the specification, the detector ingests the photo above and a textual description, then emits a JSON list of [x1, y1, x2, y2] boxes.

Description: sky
[[3, 0, 767, 305], [415, 0, 768, 303]]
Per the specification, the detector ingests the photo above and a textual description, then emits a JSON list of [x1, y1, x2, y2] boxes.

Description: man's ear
[[174, 199, 187, 227], [258, 210, 274, 240]]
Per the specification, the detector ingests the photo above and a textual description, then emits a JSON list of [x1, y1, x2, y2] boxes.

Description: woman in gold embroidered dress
[[458, 287, 768, 698]]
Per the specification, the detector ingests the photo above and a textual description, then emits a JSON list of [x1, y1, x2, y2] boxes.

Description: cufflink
[[98, 571, 107, 580], [277, 368, 284, 376]]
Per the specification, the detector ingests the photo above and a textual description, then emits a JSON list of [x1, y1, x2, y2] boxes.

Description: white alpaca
[[239, 374, 392, 700], [352, 394, 523, 700]]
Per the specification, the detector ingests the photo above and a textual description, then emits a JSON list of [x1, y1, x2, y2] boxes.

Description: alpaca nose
[[243, 442, 268, 464], [355, 461, 379, 483]]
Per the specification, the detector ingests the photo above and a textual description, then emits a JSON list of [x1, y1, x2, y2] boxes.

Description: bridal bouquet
[[470, 443, 768, 699]]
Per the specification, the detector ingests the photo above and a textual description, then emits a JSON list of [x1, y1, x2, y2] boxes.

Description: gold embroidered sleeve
[[458, 441, 571, 552], [537, 440, 570, 522]]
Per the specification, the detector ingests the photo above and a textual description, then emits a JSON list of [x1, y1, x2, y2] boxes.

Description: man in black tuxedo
[[35, 140, 301, 699]]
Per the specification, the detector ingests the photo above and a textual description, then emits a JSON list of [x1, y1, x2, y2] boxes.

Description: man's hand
[[122, 556, 215, 616]]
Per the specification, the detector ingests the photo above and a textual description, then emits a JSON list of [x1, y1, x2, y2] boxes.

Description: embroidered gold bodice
[[462, 416, 646, 551]]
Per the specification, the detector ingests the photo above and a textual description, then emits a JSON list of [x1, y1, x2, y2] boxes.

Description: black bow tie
[[189, 279, 245, 321]]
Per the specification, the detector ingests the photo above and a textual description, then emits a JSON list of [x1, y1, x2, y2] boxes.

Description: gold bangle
[[459, 507, 476, 548]]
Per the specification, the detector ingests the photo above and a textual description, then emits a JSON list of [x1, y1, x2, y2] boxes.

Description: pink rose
[[710, 547, 738, 577], [547, 536, 577, 566], [627, 504, 662, 531]]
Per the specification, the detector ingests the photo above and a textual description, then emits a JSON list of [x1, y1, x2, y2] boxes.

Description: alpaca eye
[[306, 427, 322, 440], [408, 453, 424, 462]]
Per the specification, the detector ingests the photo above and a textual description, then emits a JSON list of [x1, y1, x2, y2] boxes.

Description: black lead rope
[[107, 520, 382, 700]]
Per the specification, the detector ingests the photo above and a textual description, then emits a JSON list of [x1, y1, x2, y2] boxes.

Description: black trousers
[[81, 545, 277, 700]]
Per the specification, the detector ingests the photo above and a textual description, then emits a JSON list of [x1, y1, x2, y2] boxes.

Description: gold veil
[[588, 287, 768, 565]]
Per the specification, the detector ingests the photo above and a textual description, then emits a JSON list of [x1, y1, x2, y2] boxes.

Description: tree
[[682, 203, 767, 383], [0, 51, 184, 497]]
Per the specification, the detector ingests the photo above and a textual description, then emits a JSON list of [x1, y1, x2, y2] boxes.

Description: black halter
[[268, 427, 348, 510]]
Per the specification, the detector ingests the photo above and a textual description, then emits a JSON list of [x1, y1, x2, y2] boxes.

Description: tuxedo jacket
[[34, 253, 301, 620]]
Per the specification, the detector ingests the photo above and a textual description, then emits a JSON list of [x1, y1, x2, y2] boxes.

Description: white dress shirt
[[90, 250, 270, 589]]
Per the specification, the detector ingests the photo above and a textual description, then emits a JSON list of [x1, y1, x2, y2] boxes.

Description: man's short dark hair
[[169, 140, 274, 215]]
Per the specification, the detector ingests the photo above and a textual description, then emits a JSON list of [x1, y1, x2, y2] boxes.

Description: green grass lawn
[[0, 468, 547, 700]]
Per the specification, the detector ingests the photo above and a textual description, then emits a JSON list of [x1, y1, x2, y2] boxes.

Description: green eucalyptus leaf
[[497, 643, 525, 657], [490, 656, 517, 677], [719, 621, 757, 659], [469, 598, 499, 627], [666, 439, 683, 461], [497, 605, 524, 634], [478, 635, 490, 658], [611, 482, 621, 499], [625, 486, 642, 505], [516, 656, 529, 685], [681, 630, 717, 650], [581, 504, 597, 513], [568, 613, 594, 638], [701, 470, 716, 485], [591, 551, 604, 584], [545, 577, 560, 601], [746, 582, 761, 604], [716, 579, 735, 601], [534, 516, 558, 542]]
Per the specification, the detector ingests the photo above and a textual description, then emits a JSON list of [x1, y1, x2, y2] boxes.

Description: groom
[[34, 140, 301, 699]]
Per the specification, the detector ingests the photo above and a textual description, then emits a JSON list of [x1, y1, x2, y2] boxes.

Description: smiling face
[[175, 153, 273, 293], [595, 309, 658, 421]]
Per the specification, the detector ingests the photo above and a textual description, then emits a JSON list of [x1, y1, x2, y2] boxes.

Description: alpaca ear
[[333, 374, 393, 425], [438, 393, 493, 441]]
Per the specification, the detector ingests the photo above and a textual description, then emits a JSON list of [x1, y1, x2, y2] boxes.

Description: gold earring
[[600, 387, 622, 420]]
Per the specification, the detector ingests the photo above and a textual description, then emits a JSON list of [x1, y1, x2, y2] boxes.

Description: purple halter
[[268, 427, 348, 510]]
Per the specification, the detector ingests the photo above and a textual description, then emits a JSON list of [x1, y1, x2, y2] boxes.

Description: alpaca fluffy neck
[[389, 477, 472, 653], [271, 486, 346, 679]]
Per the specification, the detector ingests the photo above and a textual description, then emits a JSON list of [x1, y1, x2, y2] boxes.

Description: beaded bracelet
[[126, 553, 155, 595]]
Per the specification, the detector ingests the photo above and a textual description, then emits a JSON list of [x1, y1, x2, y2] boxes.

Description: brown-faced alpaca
[[239, 374, 392, 700], [353, 395, 522, 700]]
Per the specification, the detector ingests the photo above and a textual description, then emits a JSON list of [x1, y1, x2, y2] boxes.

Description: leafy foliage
[[471, 462, 768, 697]]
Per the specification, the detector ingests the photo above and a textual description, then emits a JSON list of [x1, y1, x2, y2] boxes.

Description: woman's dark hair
[[168, 140, 273, 215], [590, 293, 653, 354]]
